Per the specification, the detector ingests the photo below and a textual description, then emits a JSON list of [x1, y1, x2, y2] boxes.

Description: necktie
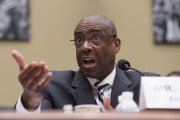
[[94, 82, 109, 105]]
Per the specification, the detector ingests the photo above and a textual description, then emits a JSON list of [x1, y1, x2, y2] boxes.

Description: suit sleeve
[[41, 94, 54, 109]]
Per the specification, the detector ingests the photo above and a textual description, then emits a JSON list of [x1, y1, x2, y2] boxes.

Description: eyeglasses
[[70, 35, 116, 48]]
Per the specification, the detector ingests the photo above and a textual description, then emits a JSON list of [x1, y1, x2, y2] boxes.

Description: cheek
[[76, 49, 81, 62], [101, 46, 115, 62], [98, 46, 113, 60]]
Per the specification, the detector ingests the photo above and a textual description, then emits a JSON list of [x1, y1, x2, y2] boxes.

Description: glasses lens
[[91, 35, 102, 46]]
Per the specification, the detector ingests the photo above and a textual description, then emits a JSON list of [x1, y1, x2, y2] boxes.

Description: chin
[[82, 69, 97, 78]]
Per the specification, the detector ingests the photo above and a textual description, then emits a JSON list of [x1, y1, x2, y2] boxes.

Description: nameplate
[[139, 77, 180, 111]]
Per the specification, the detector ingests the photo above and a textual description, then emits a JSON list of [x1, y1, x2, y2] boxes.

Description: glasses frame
[[70, 35, 117, 47]]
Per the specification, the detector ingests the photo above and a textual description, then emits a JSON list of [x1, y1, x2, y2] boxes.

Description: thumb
[[11, 50, 26, 71], [104, 96, 116, 112]]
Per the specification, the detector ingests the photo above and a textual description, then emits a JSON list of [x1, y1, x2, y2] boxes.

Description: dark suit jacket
[[41, 67, 159, 110]]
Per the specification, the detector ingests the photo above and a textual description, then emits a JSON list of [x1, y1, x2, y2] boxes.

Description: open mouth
[[84, 59, 95, 64], [83, 58, 96, 69]]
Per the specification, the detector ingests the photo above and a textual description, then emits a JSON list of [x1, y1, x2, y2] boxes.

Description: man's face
[[74, 20, 120, 80]]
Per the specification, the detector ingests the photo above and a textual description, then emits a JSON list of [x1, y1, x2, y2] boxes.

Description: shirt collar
[[87, 66, 116, 87]]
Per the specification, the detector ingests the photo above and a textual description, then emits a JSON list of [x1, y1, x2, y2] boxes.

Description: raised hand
[[11, 50, 52, 110]]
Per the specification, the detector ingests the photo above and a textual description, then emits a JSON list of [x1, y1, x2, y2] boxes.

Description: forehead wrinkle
[[79, 15, 117, 36], [75, 27, 103, 35], [74, 19, 109, 36]]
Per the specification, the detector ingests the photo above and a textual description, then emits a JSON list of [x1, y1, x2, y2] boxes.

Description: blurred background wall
[[0, 0, 179, 107]]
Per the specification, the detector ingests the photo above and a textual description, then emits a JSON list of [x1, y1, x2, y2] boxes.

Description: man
[[12, 15, 158, 113], [167, 71, 180, 77]]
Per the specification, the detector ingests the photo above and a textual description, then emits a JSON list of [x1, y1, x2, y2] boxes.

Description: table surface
[[0, 109, 180, 120]]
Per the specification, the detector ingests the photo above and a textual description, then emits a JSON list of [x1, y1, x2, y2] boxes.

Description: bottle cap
[[63, 104, 73, 113], [118, 95, 123, 102], [122, 91, 133, 99]]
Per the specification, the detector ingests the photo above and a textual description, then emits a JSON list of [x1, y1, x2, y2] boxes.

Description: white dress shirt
[[87, 66, 116, 111], [16, 92, 41, 113], [16, 66, 116, 113]]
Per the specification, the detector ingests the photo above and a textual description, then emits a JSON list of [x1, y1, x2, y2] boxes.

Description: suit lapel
[[71, 68, 134, 108], [111, 67, 133, 108], [71, 70, 96, 105]]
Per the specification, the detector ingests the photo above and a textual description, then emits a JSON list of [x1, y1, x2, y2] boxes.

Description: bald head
[[79, 15, 117, 36]]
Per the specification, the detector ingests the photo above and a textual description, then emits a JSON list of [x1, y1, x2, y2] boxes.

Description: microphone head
[[118, 59, 131, 71]]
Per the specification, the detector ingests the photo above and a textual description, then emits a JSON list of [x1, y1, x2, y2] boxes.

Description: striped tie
[[94, 82, 109, 105]]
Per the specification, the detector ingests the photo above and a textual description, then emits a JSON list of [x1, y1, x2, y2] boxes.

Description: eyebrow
[[74, 29, 102, 35], [74, 31, 82, 35], [88, 29, 102, 33]]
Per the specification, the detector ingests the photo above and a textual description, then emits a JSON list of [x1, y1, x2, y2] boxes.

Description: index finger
[[11, 50, 26, 71], [104, 96, 115, 112]]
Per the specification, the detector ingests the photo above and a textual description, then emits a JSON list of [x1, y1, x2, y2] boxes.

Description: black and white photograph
[[0, 0, 30, 41], [153, 0, 180, 43]]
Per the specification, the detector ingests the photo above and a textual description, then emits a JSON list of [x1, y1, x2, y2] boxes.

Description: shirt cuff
[[16, 92, 41, 114]]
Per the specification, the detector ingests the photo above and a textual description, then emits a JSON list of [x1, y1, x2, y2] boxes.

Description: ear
[[114, 38, 121, 53]]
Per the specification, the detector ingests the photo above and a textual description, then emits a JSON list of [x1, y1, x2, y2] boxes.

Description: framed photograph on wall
[[153, 0, 180, 43], [0, 0, 30, 41]]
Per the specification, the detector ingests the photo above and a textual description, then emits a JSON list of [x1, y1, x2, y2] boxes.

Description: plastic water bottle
[[115, 91, 139, 113], [63, 104, 73, 114]]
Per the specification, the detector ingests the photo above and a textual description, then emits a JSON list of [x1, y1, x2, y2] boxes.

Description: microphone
[[118, 59, 145, 76]]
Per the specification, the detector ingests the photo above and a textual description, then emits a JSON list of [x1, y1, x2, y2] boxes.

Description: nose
[[81, 39, 92, 54]]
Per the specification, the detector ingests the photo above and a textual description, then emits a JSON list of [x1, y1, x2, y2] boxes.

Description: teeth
[[83, 58, 95, 64], [84, 58, 92, 61]]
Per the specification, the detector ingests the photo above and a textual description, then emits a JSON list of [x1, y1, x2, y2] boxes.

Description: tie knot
[[94, 82, 109, 91]]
